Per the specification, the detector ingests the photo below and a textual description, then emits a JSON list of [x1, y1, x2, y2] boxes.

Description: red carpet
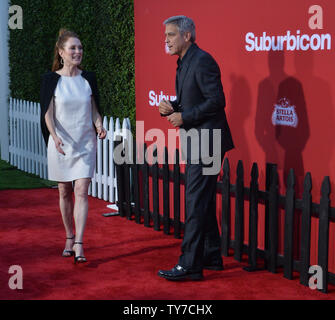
[[0, 188, 334, 300]]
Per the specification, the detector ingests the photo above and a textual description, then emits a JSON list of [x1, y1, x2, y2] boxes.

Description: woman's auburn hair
[[51, 28, 83, 72]]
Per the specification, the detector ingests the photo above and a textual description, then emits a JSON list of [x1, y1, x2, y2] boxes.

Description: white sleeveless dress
[[47, 74, 97, 182]]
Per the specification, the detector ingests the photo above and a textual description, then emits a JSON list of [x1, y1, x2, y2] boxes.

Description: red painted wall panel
[[135, 0, 335, 271]]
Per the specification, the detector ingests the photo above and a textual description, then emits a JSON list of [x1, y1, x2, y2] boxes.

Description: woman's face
[[59, 37, 83, 67]]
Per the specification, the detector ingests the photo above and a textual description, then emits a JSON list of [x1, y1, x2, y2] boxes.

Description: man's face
[[165, 23, 188, 57]]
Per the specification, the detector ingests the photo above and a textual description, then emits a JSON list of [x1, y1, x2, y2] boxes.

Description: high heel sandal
[[73, 242, 87, 264], [62, 235, 75, 257]]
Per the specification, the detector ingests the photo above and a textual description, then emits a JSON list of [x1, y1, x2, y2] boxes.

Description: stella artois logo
[[272, 98, 298, 128]]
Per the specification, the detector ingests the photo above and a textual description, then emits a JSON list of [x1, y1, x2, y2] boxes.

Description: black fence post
[[162, 147, 170, 235], [143, 143, 150, 228], [299, 172, 312, 286], [283, 169, 295, 280], [264, 163, 276, 269], [267, 165, 279, 273], [132, 141, 141, 224], [318, 176, 330, 293], [115, 135, 125, 217], [124, 138, 132, 220], [234, 160, 244, 262], [184, 172, 187, 230], [221, 158, 231, 257], [244, 163, 259, 271], [152, 145, 160, 231], [173, 149, 181, 239]]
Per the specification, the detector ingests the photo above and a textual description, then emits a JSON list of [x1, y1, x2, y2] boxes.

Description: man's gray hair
[[163, 15, 196, 43]]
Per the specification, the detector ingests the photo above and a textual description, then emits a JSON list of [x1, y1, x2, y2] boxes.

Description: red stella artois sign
[[272, 98, 298, 128]]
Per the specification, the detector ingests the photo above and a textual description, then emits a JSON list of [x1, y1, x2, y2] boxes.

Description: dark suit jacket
[[40, 70, 101, 146], [169, 43, 234, 161]]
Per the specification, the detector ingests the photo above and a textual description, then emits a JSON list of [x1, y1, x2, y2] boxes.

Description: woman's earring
[[60, 57, 64, 65]]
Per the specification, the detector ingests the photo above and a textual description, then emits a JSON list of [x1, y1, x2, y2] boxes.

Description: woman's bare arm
[[91, 96, 107, 139]]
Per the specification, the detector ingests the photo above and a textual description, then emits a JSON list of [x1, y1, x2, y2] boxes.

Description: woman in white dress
[[41, 29, 107, 263]]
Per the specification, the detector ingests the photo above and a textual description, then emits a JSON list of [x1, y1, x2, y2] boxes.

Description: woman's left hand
[[96, 126, 107, 139]]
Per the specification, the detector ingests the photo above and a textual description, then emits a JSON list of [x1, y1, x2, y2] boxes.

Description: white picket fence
[[8, 97, 131, 203]]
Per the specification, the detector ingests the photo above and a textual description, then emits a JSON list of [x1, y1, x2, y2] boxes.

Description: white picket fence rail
[[8, 97, 131, 203]]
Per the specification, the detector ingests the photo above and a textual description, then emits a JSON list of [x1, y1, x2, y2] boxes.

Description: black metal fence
[[115, 142, 334, 293]]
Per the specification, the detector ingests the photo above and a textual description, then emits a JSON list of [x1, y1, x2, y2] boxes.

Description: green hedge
[[9, 0, 135, 130]]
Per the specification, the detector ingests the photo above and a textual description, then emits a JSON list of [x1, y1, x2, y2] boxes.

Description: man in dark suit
[[158, 15, 234, 281]]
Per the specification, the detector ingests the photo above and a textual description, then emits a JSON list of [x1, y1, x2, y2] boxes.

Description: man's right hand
[[158, 100, 174, 116]]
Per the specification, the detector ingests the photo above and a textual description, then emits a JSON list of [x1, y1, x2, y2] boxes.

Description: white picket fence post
[[108, 117, 115, 202], [113, 118, 121, 203], [8, 97, 131, 204]]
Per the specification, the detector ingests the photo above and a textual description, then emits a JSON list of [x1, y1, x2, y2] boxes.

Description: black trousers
[[178, 155, 224, 272]]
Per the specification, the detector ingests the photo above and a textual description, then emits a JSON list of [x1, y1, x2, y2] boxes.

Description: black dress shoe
[[158, 265, 203, 281]]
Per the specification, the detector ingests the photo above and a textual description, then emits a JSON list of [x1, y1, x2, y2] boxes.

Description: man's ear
[[184, 31, 192, 42]]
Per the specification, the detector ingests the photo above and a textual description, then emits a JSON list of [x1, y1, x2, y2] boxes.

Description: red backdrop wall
[[135, 0, 335, 271]]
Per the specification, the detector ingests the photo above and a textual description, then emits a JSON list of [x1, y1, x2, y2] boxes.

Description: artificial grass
[[0, 159, 57, 190]]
